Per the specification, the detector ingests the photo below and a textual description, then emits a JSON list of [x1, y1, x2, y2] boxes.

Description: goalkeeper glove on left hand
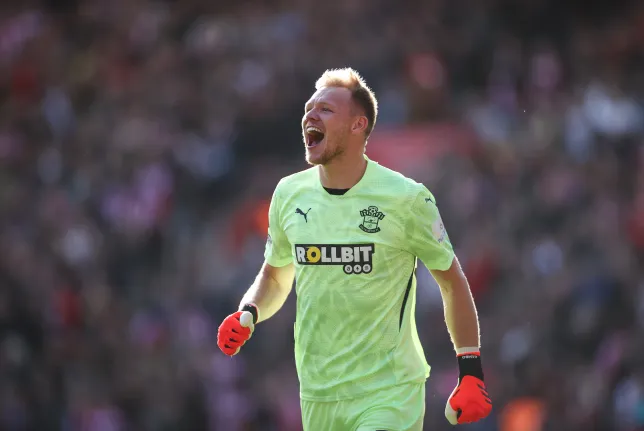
[[445, 351, 493, 425], [217, 304, 258, 356]]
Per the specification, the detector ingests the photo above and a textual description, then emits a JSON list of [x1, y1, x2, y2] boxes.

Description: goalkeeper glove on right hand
[[217, 304, 258, 356]]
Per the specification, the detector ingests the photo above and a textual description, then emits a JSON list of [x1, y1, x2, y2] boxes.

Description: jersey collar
[[317, 154, 375, 197]]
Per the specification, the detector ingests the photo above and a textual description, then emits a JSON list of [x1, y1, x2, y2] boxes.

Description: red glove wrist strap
[[457, 351, 484, 382]]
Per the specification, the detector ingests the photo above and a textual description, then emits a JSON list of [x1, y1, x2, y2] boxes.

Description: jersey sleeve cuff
[[434, 253, 455, 271], [264, 254, 292, 267]]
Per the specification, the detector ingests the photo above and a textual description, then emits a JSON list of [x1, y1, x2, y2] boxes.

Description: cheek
[[326, 123, 347, 140], [325, 120, 340, 135]]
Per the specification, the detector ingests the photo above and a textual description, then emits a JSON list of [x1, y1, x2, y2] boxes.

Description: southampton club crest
[[359, 206, 385, 233]]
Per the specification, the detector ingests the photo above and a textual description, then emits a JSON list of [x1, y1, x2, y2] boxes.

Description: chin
[[305, 143, 328, 166], [304, 141, 342, 166], [305, 154, 324, 166]]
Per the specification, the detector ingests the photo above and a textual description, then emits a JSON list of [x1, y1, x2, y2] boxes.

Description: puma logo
[[295, 208, 311, 223]]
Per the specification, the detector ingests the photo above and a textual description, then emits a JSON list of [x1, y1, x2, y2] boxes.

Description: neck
[[319, 151, 367, 189]]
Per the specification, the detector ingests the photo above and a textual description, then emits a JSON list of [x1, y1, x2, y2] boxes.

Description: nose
[[304, 108, 320, 125]]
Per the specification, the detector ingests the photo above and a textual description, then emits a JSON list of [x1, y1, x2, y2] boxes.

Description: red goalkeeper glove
[[445, 351, 493, 425], [217, 304, 258, 356]]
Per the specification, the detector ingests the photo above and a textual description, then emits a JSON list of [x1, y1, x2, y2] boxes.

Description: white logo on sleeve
[[431, 217, 446, 244]]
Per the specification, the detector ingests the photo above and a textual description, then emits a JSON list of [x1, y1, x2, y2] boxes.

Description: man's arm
[[239, 261, 295, 323], [433, 257, 492, 425], [406, 186, 491, 424], [430, 256, 480, 352], [241, 179, 295, 323], [218, 181, 295, 356]]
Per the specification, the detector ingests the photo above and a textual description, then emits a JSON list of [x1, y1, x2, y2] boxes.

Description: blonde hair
[[315, 68, 378, 137]]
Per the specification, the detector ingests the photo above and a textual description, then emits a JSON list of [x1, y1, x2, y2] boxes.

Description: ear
[[351, 116, 368, 135]]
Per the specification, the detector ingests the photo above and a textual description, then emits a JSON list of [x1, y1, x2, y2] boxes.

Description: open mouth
[[306, 126, 325, 148]]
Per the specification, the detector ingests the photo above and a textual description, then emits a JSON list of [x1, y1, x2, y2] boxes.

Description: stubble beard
[[305, 137, 345, 166]]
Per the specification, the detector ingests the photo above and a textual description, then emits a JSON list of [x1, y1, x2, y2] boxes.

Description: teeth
[[306, 126, 323, 134]]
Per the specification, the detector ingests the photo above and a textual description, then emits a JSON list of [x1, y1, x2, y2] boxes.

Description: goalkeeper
[[218, 68, 492, 430]]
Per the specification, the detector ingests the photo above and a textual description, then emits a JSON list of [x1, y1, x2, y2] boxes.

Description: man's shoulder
[[276, 166, 317, 191], [369, 160, 427, 197]]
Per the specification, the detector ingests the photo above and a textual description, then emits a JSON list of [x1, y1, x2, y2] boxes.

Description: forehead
[[305, 86, 353, 108]]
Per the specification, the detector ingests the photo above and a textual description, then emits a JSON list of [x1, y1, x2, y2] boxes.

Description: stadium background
[[0, 0, 643, 430]]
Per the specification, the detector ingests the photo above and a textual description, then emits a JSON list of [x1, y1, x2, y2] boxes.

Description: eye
[[322, 107, 332, 112]]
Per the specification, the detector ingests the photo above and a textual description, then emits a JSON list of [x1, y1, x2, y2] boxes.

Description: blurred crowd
[[0, 0, 643, 430]]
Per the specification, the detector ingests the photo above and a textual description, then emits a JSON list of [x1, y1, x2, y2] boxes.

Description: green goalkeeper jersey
[[264, 156, 455, 401]]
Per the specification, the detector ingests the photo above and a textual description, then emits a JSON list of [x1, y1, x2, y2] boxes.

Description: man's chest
[[283, 196, 404, 240], [281, 195, 407, 271]]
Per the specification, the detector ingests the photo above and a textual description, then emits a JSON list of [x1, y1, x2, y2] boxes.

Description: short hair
[[315, 68, 378, 137]]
